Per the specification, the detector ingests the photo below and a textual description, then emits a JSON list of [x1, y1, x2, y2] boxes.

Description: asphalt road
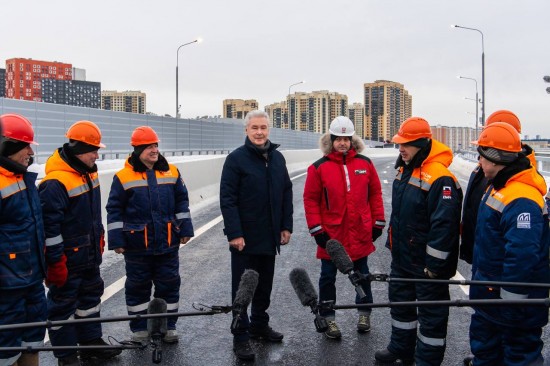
[[37, 155, 550, 366]]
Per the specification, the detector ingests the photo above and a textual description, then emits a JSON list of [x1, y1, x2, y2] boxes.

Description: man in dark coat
[[220, 110, 293, 361]]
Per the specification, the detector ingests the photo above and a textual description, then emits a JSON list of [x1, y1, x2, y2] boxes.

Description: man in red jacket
[[303, 116, 385, 339]]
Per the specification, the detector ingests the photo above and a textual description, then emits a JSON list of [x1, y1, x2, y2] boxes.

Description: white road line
[[452, 271, 470, 295], [101, 171, 307, 304]]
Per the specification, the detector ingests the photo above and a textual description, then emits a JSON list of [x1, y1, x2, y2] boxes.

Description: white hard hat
[[329, 116, 355, 136]]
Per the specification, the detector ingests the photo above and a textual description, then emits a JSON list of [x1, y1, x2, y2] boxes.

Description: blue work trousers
[[124, 251, 181, 332], [318, 256, 373, 319]]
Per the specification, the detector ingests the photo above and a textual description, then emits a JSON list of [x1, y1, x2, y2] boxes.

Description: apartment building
[[431, 125, 478, 153], [265, 101, 288, 128], [348, 102, 365, 139], [287, 90, 348, 133], [5, 58, 72, 102], [0, 68, 5, 98], [364, 80, 412, 142], [222, 99, 258, 119], [101, 90, 146, 114], [42, 79, 101, 109]]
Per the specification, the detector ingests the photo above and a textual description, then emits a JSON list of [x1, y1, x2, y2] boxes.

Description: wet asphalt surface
[[37, 155, 550, 365]]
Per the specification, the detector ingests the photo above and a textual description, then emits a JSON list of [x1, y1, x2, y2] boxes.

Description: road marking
[[452, 271, 470, 295], [101, 171, 307, 304], [383, 179, 389, 184]]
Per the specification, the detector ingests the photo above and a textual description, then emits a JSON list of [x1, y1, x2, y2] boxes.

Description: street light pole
[[458, 75, 479, 137], [176, 38, 201, 119], [287, 80, 305, 130], [453, 25, 485, 125]]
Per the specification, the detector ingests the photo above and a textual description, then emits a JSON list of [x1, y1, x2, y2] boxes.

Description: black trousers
[[231, 253, 275, 342]]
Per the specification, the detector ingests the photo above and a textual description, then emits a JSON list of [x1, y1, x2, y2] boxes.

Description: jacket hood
[[319, 133, 364, 155], [497, 157, 548, 196], [44, 149, 77, 175], [421, 139, 453, 168]]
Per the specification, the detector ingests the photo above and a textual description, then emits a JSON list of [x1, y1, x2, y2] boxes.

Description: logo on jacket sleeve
[[517, 213, 531, 229], [442, 186, 452, 199], [355, 169, 367, 175]]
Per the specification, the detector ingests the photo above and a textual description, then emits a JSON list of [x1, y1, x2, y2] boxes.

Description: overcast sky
[[4, 0, 550, 137]]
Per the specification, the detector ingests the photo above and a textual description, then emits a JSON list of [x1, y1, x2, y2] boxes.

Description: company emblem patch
[[355, 169, 367, 175], [517, 213, 531, 229], [442, 186, 452, 199], [341, 127, 346, 133]]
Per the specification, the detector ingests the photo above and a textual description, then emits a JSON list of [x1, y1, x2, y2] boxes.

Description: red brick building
[[5, 58, 72, 101]]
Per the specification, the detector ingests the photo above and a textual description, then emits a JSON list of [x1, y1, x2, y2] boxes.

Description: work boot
[[79, 338, 122, 360], [463, 356, 474, 366], [233, 340, 255, 361], [57, 353, 81, 366], [249, 325, 284, 342], [130, 330, 149, 344], [324, 320, 342, 339], [163, 329, 179, 344], [374, 348, 414, 365], [357, 314, 371, 333]]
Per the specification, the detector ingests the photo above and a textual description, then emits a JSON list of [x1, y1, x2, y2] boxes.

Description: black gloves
[[314, 231, 330, 249], [372, 227, 383, 242]]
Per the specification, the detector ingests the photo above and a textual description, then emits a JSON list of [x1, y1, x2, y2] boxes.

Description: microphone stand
[[368, 273, 550, 289], [0, 305, 232, 333], [151, 330, 163, 364], [0, 344, 143, 352], [316, 298, 550, 312]]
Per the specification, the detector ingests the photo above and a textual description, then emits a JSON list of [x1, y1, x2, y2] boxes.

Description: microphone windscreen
[[289, 268, 318, 307], [233, 269, 259, 311], [326, 239, 354, 274], [147, 298, 168, 336]]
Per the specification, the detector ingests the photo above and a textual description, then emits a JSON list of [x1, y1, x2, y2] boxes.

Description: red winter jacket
[[303, 135, 385, 261]]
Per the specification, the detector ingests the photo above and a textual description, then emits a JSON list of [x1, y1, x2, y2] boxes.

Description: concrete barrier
[[96, 149, 323, 234]]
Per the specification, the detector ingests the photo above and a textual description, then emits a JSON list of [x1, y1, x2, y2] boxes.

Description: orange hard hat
[[472, 122, 521, 152], [0, 113, 39, 145], [485, 110, 521, 133], [131, 126, 160, 147], [66, 120, 106, 148], [392, 117, 432, 144]]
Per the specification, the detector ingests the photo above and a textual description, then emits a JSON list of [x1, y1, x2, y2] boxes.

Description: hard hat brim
[[391, 134, 411, 144]]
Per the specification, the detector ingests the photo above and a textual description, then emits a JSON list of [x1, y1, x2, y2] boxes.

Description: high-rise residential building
[[101, 90, 146, 114], [431, 125, 478, 153], [264, 101, 288, 128], [287, 90, 348, 133], [5, 58, 72, 101], [0, 68, 5, 98], [222, 99, 259, 119], [42, 79, 101, 109], [364, 80, 412, 142], [348, 102, 365, 139]]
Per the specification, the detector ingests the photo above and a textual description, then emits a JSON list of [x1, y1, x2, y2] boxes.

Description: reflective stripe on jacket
[[471, 163, 549, 328], [0, 167, 45, 289], [387, 140, 462, 278], [39, 149, 104, 269], [303, 148, 385, 261], [106, 158, 193, 255]]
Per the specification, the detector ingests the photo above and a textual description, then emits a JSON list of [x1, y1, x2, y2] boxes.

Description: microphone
[[231, 269, 259, 331], [147, 298, 168, 364], [289, 268, 328, 333], [326, 239, 367, 299]]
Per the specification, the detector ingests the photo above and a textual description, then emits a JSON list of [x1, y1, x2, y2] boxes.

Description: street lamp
[[176, 38, 202, 118], [452, 25, 485, 125], [287, 80, 305, 130], [457, 75, 479, 135]]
